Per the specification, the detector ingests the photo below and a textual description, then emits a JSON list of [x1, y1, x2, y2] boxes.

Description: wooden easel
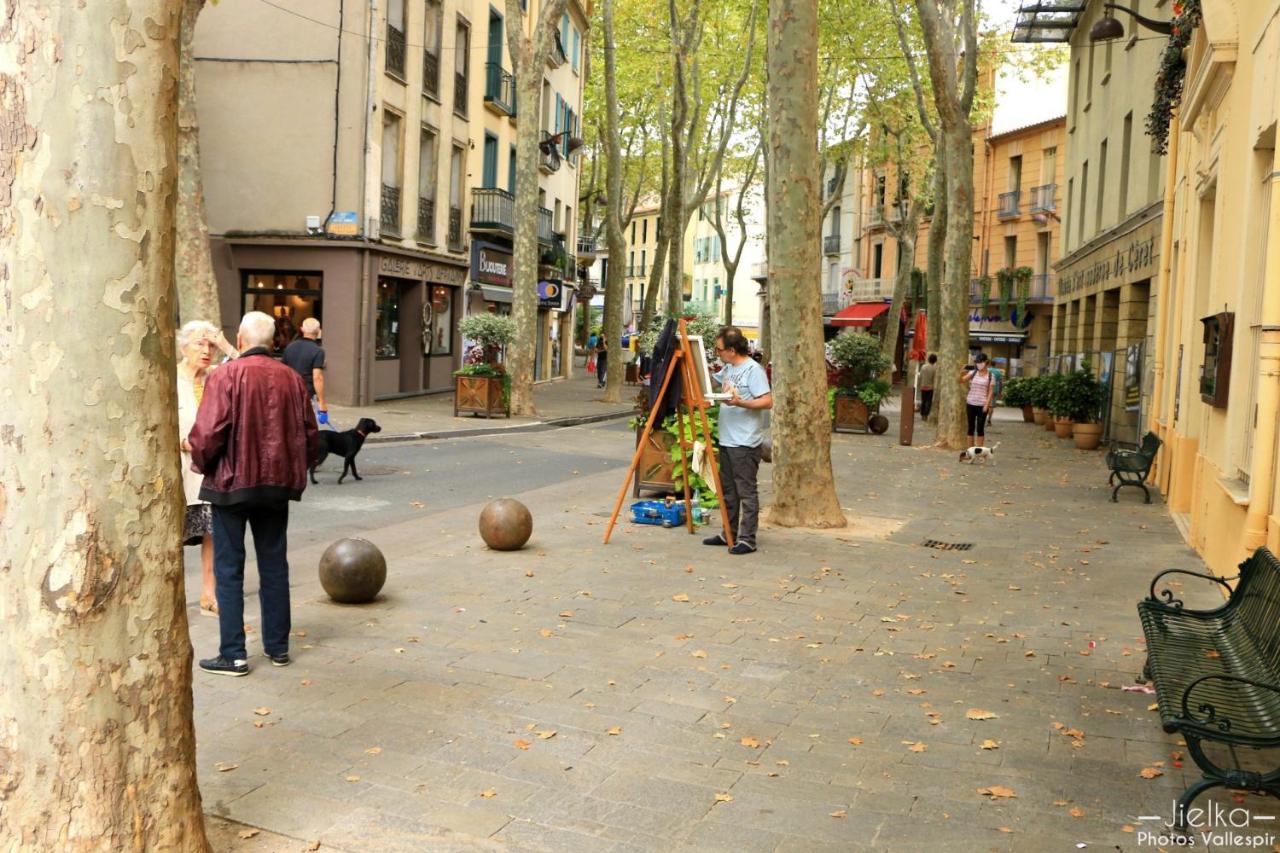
[[603, 319, 734, 547]]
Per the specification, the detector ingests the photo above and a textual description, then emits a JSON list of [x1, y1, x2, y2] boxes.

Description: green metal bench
[[1138, 547, 1280, 828], [1106, 431, 1162, 503]]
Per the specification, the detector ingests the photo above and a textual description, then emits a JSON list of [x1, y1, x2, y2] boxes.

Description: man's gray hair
[[177, 319, 217, 352], [239, 311, 277, 349], [301, 317, 321, 336]]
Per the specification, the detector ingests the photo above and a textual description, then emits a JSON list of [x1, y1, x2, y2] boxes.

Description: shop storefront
[[213, 238, 466, 405]]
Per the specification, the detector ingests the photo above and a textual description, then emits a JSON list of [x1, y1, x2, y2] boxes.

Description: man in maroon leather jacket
[[189, 311, 319, 677]]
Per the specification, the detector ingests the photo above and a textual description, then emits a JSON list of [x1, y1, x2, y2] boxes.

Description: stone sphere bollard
[[478, 498, 533, 551], [318, 538, 387, 603]]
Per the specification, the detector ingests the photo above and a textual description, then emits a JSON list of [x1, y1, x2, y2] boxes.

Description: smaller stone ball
[[318, 538, 387, 604], [478, 498, 533, 551]]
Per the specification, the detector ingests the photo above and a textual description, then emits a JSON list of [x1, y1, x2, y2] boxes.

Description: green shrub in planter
[[1002, 376, 1033, 408], [1048, 368, 1106, 423], [1027, 375, 1054, 410], [827, 330, 892, 397]]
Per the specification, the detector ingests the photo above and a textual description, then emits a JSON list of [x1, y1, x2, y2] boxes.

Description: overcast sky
[[986, 0, 1070, 133]]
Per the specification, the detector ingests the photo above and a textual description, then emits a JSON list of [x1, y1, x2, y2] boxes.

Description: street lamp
[[1089, 3, 1172, 41]]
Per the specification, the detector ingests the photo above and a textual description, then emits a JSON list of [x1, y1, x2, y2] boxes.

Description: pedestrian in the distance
[[704, 326, 772, 555], [987, 362, 1004, 427], [595, 335, 609, 389], [586, 331, 598, 374], [918, 353, 937, 419], [189, 311, 319, 677], [959, 352, 995, 448], [282, 317, 335, 431], [176, 320, 237, 616]]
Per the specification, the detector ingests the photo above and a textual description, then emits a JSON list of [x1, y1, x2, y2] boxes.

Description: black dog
[[310, 417, 382, 484]]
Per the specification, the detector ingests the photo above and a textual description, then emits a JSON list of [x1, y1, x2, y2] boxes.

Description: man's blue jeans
[[212, 502, 291, 661]]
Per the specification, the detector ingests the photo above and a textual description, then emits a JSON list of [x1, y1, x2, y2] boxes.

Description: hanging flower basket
[[1146, 0, 1202, 155]]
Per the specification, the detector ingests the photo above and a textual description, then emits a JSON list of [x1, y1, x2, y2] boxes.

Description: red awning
[[830, 301, 890, 327]]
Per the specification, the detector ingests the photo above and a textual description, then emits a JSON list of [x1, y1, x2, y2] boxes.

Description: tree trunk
[[765, 0, 845, 529], [926, 147, 946, 356], [882, 226, 918, 377], [504, 0, 569, 416], [600, 0, 626, 402], [666, 135, 686, 315], [175, 0, 221, 330], [934, 128, 973, 448], [0, 3, 211, 849], [640, 227, 670, 331]]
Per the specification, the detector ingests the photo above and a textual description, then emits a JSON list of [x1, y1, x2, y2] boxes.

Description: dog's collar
[[356, 429, 367, 438]]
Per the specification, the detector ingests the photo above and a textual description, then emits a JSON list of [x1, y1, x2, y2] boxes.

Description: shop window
[[242, 272, 322, 355], [425, 285, 454, 356], [1199, 312, 1233, 408], [376, 279, 402, 359]]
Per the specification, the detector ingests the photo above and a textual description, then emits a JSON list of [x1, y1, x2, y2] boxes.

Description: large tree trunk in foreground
[[505, 0, 569, 416], [175, 0, 221, 330], [933, 128, 974, 447], [0, 3, 210, 849], [765, 0, 845, 529], [600, 0, 626, 402]]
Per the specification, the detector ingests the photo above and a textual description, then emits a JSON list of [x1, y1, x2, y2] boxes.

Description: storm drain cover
[[921, 539, 974, 551]]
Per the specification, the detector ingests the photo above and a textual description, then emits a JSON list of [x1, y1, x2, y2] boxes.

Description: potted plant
[[454, 313, 516, 418], [1051, 366, 1108, 450], [827, 330, 893, 434], [1036, 374, 1062, 430], [996, 267, 1016, 321], [1001, 376, 1035, 423], [1014, 266, 1034, 319], [1027, 375, 1052, 425], [978, 275, 993, 315]]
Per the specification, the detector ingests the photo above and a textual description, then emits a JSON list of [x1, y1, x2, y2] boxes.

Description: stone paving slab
[[193, 411, 1280, 851]]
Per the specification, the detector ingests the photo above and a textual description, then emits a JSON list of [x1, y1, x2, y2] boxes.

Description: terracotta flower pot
[[1072, 421, 1103, 450], [1043, 413, 1056, 432], [1021, 405, 1035, 423], [1033, 407, 1048, 425], [1053, 417, 1074, 439]]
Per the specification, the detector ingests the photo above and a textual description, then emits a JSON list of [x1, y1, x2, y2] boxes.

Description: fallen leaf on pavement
[[675, 633, 693, 641], [536, 730, 557, 740], [691, 650, 708, 659], [672, 594, 690, 602], [714, 793, 733, 804], [304, 843, 321, 851], [539, 629, 554, 638], [253, 707, 271, 716], [238, 829, 260, 840], [981, 740, 1000, 750], [215, 762, 239, 772], [513, 739, 532, 750], [977, 785, 1017, 799], [479, 789, 497, 798], [345, 775, 360, 782], [606, 726, 622, 736], [740, 736, 761, 748], [1069, 806, 1085, 817], [966, 709, 999, 721], [1139, 767, 1164, 779], [907, 742, 927, 753], [848, 737, 863, 746], [365, 747, 381, 754], [830, 810, 847, 818], [559, 610, 574, 618]]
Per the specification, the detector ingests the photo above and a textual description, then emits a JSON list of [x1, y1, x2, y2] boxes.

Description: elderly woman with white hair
[[177, 319, 238, 615]]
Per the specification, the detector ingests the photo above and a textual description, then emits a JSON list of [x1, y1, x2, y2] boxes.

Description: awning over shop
[[479, 285, 513, 304], [830, 301, 890, 327]]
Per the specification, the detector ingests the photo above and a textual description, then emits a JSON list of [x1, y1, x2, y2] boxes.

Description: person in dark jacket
[[189, 311, 320, 677]]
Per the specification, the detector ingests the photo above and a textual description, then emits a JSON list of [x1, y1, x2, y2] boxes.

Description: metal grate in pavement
[[921, 539, 974, 551]]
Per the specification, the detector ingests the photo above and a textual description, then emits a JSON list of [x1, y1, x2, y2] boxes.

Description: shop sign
[[377, 255, 467, 286], [327, 211, 358, 236], [538, 280, 566, 310], [1056, 218, 1160, 300], [471, 243, 513, 287]]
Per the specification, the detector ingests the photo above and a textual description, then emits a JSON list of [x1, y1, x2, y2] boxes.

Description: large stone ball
[[478, 498, 533, 551], [318, 538, 387, 604]]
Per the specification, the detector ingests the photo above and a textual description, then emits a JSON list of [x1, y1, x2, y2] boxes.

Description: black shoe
[[199, 656, 249, 677], [728, 542, 757, 556], [702, 534, 728, 546], [266, 652, 291, 667]]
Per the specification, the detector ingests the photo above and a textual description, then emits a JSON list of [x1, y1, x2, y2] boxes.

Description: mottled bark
[[926, 150, 946, 357], [765, 0, 845, 529], [600, 0, 626, 402], [176, 0, 221, 329], [665, 0, 691, 316], [0, 3, 210, 850], [883, 203, 922, 376], [505, 0, 570, 416]]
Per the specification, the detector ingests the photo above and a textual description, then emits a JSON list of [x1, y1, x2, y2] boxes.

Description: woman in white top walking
[[959, 352, 995, 447]]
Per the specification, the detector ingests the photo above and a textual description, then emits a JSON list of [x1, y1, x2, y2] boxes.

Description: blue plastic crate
[[630, 500, 687, 528]]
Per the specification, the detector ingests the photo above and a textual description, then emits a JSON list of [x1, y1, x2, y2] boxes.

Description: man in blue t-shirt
[[705, 326, 772, 555]]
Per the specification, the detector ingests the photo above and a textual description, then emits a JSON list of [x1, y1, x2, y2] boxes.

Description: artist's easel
[[603, 319, 734, 547]]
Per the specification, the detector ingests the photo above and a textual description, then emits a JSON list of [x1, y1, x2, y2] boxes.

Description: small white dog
[[959, 442, 1001, 465]]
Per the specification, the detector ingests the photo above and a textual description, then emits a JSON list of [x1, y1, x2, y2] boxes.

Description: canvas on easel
[[603, 320, 733, 547]]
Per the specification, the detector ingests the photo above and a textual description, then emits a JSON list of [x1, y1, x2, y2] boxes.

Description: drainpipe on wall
[[355, 0, 378, 405], [1242, 143, 1280, 551], [1147, 114, 1181, 481]]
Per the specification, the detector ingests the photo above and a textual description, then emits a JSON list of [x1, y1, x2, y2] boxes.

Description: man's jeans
[[212, 502, 291, 661], [719, 444, 762, 548], [919, 389, 934, 419]]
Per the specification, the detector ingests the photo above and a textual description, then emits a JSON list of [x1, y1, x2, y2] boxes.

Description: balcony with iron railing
[[997, 190, 1020, 219], [1029, 183, 1056, 213], [823, 233, 841, 255], [447, 206, 463, 252], [576, 235, 597, 258], [385, 24, 406, 79], [538, 130, 559, 173], [968, 273, 1055, 305], [868, 205, 885, 227], [751, 261, 768, 281], [470, 187, 514, 233], [484, 62, 516, 117], [380, 183, 401, 237], [454, 72, 468, 116], [416, 197, 435, 244], [846, 278, 893, 303], [423, 50, 440, 99]]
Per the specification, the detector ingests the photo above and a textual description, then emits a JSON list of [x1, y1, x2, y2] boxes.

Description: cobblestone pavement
[[194, 411, 1274, 851]]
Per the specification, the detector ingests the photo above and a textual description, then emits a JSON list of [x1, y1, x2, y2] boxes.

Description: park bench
[[1137, 547, 1280, 827], [1106, 431, 1162, 503]]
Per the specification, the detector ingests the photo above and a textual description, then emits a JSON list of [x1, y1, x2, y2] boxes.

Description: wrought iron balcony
[[750, 262, 768, 281], [822, 291, 842, 315], [576, 235, 597, 258], [380, 183, 401, 237], [423, 50, 440, 99], [868, 205, 885, 227], [484, 62, 516, 117], [470, 187, 514, 233], [385, 24, 406, 79], [454, 72, 467, 116], [846, 278, 893, 303], [823, 234, 841, 255], [538, 207, 553, 245], [416, 197, 435, 244], [447, 205, 463, 252], [997, 190, 1021, 219], [1029, 183, 1056, 213], [1031, 273, 1054, 300]]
